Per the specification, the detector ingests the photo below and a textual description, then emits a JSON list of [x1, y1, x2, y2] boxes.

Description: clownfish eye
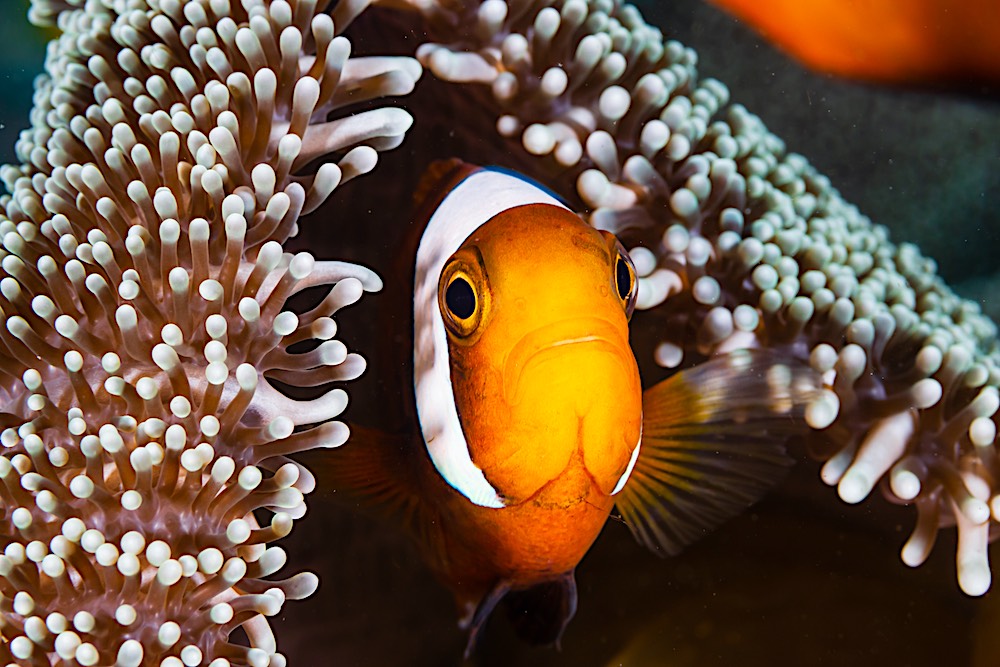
[[615, 256, 632, 301], [439, 257, 488, 339], [446, 276, 476, 320], [613, 244, 638, 319]]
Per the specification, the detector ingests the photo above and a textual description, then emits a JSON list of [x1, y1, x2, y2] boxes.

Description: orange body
[[425, 454, 616, 614], [710, 0, 1000, 87], [421, 201, 642, 618]]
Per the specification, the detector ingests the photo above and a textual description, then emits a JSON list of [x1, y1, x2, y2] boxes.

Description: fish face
[[439, 204, 643, 505]]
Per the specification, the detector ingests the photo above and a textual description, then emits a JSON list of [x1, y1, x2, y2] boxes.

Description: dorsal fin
[[411, 158, 479, 223]]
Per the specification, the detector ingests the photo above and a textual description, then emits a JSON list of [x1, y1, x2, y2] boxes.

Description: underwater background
[[1, 0, 998, 665]]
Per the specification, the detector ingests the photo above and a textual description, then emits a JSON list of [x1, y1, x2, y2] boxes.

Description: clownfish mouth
[[502, 317, 633, 406]]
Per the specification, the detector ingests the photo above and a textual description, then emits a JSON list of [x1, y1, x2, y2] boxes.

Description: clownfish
[[708, 0, 1000, 91], [318, 160, 820, 653]]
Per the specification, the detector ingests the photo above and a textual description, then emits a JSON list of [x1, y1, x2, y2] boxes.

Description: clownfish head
[[435, 202, 643, 507]]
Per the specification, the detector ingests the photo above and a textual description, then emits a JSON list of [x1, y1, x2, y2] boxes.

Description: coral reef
[[0, 0, 417, 663]]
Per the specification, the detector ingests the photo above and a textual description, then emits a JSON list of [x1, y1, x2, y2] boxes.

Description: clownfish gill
[[314, 159, 823, 656]]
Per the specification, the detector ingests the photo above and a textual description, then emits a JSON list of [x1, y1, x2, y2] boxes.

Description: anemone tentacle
[[0, 0, 418, 664]]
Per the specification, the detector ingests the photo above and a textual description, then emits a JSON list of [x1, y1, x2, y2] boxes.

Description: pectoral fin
[[616, 348, 822, 556], [303, 424, 436, 548]]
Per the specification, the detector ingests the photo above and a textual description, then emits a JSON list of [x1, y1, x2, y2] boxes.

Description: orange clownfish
[[708, 0, 1000, 91], [321, 161, 820, 653]]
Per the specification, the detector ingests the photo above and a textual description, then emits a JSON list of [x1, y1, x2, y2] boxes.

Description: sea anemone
[[0, 0, 417, 664], [1, 0, 998, 663], [402, 0, 1000, 598]]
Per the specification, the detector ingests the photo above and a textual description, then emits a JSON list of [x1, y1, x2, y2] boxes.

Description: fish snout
[[500, 317, 642, 498], [504, 317, 633, 407]]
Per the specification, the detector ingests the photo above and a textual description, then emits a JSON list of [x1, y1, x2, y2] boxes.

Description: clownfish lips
[[502, 317, 634, 407]]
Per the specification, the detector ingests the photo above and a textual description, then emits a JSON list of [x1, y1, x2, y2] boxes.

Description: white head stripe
[[413, 169, 567, 507]]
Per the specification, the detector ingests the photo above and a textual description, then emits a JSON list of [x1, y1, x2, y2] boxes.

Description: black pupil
[[615, 256, 631, 300], [446, 277, 476, 319]]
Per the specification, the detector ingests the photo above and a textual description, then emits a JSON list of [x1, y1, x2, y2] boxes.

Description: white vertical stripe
[[413, 169, 567, 507], [611, 425, 643, 496]]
